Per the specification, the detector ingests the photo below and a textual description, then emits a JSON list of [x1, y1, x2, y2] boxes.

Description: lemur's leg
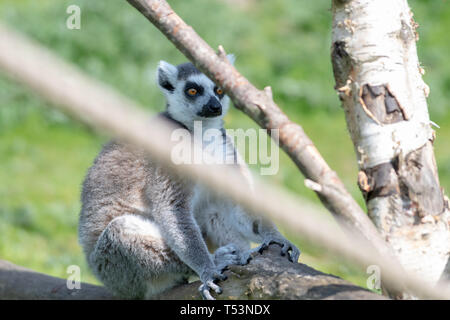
[[89, 214, 193, 299], [199, 204, 255, 268]]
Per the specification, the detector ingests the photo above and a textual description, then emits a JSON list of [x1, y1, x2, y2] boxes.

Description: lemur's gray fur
[[78, 55, 300, 300]]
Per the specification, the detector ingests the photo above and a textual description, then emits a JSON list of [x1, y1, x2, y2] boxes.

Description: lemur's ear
[[226, 54, 235, 65], [157, 61, 178, 92]]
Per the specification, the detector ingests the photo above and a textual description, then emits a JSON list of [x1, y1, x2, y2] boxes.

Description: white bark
[[334, 0, 431, 168], [331, 0, 450, 295]]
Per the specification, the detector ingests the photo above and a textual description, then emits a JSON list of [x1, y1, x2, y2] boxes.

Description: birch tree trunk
[[331, 0, 450, 298]]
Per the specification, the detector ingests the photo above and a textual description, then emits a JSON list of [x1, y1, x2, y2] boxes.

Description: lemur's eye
[[187, 88, 198, 96], [215, 87, 224, 95]]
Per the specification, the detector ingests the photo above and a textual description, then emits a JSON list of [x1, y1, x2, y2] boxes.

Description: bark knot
[[332, 41, 353, 90], [359, 84, 407, 125]]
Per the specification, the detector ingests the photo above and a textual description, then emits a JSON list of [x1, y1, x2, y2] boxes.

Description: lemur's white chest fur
[[189, 128, 252, 248]]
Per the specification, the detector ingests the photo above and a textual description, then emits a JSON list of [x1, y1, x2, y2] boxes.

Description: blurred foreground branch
[[0, 23, 449, 299]]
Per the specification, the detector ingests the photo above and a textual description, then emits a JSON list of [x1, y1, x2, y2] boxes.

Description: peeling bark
[[331, 0, 450, 297]]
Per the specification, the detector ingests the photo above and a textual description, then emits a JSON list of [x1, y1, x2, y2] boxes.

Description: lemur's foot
[[199, 244, 251, 300], [199, 267, 227, 300], [252, 238, 301, 263]]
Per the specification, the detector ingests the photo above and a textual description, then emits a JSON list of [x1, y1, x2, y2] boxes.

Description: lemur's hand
[[213, 244, 242, 271], [198, 266, 227, 300], [255, 236, 301, 263]]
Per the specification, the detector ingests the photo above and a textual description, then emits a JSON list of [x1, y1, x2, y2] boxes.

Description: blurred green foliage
[[0, 0, 449, 291]]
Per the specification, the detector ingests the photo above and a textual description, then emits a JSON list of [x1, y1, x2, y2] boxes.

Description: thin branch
[[0, 23, 449, 299]]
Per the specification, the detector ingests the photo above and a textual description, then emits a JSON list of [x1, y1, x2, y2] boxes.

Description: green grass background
[[0, 0, 449, 291]]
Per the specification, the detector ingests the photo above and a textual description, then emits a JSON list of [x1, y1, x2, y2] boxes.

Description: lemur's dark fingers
[[257, 243, 269, 254], [281, 244, 293, 261], [287, 253, 294, 262], [220, 265, 229, 272], [280, 242, 301, 263], [282, 245, 300, 263], [214, 272, 228, 281], [282, 243, 294, 254]]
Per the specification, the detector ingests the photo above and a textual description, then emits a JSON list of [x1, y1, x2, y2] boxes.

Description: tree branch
[[0, 245, 385, 300], [0, 260, 114, 300]]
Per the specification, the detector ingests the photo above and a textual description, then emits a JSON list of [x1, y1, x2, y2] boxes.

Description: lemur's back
[[79, 141, 154, 257]]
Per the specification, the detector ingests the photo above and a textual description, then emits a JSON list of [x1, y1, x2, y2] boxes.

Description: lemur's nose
[[206, 97, 221, 115]]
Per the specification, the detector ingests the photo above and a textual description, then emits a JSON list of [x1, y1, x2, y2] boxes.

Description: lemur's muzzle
[[199, 97, 222, 117]]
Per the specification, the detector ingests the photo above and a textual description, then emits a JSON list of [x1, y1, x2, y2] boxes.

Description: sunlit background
[[0, 0, 449, 290]]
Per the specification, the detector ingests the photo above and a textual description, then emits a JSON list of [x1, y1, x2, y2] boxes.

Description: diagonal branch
[[125, 0, 398, 274]]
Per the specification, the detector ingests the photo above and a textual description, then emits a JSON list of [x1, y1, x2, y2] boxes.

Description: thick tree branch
[[0, 260, 114, 300], [125, 0, 398, 271], [0, 245, 385, 300]]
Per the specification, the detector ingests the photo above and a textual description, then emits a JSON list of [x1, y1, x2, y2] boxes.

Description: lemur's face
[[157, 55, 234, 128]]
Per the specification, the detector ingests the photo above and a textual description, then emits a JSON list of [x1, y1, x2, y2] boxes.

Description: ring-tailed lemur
[[78, 55, 300, 300]]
